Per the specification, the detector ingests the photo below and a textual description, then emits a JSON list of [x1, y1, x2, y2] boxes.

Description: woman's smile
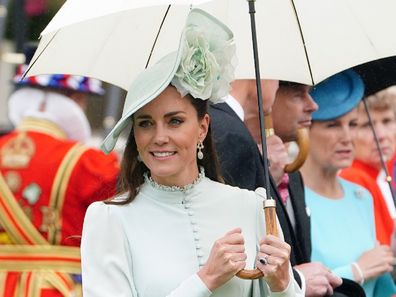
[[150, 150, 177, 159]]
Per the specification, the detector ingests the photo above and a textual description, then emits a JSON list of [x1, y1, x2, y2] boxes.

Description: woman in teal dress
[[300, 69, 396, 297]]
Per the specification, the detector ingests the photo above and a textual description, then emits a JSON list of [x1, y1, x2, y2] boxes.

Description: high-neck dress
[[81, 174, 302, 297]]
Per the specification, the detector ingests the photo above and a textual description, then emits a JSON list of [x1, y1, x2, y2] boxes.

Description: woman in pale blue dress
[[300, 70, 396, 297], [80, 9, 302, 297]]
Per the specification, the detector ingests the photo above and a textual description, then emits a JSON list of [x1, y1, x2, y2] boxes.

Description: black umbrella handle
[[246, 0, 271, 201], [236, 0, 276, 281]]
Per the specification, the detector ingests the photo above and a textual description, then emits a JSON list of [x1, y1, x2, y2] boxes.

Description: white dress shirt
[[224, 94, 245, 121]]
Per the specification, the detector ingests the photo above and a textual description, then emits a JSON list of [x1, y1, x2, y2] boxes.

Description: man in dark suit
[[269, 81, 366, 297], [267, 81, 318, 270], [210, 79, 349, 296], [210, 79, 278, 190]]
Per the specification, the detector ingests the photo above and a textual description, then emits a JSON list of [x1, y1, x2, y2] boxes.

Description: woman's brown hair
[[108, 88, 223, 205]]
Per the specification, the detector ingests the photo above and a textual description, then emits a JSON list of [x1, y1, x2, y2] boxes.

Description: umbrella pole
[[236, 0, 278, 281], [246, 0, 278, 235], [363, 99, 396, 207], [246, 0, 271, 202]]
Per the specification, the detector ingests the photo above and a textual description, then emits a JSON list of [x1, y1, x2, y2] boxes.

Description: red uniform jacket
[[0, 121, 119, 297]]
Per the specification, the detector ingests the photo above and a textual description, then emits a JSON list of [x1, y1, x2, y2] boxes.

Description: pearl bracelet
[[351, 262, 364, 285]]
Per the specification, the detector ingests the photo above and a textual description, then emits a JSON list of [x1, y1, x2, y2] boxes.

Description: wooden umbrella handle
[[263, 199, 278, 236], [236, 200, 278, 279], [265, 115, 309, 173], [284, 128, 309, 173]]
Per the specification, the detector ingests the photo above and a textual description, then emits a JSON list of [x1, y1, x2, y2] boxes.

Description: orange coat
[[340, 160, 394, 245], [0, 121, 119, 297]]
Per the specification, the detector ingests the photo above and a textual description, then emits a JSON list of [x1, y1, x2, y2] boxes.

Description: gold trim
[[18, 118, 67, 140], [0, 172, 48, 244], [0, 231, 13, 244], [0, 244, 81, 274], [16, 272, 27, 297], [39, 278, 53, 289], [28, 272, 43, 297], [0, 244, 81, 257], [49, 143, 88, 244], [0, 133, 35, 169], [0, 272, 6, 297], [265, 128, 274, 138], [0, 262, 80, 274], [17, 272, 43, 297], [0, 173, 78, 296], [47, 272, 74, 297]]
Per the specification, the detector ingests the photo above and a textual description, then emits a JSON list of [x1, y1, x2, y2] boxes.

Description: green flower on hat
[[100, 9, 235, 154], [172, 25, 236, 103]]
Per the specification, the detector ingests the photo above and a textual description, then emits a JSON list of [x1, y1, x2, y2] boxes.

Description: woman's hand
[[256, 235, 291, 292], [197, 228, 246, 291], [356, 245, 394, 281]]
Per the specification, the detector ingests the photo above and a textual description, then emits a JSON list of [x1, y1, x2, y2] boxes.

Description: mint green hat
[[101, 8, 236, 154]]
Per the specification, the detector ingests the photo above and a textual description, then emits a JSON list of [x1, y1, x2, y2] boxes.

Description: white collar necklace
[[144, 167, 205, 193]]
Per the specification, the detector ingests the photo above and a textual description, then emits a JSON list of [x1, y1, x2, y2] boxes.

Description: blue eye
[[169, 118, 184, 125]]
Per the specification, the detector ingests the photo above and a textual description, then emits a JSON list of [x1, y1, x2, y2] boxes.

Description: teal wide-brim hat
[[310, 69, 365, 121], [101, 8, 235, 154]]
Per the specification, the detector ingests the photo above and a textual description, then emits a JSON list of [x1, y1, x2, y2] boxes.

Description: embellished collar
[[143, 167, 205, 193]]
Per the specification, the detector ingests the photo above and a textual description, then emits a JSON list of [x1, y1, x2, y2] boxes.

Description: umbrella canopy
[[354, 56, 396, 97], [352, 57, 396, 209], [25, 0, 396, 89]]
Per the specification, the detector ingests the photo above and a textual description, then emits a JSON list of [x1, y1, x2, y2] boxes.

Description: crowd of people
[[1, 7, 396, 297]]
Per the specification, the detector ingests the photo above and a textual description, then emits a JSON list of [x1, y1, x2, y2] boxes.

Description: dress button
[[199, 259, 205, 266], [192, 226, 199, 232], [194, 234, 200, 241], [197, 251, 204, 258], [188, 211, 194, 216], [190, 219, 197, 225], [196, 243, 201, 249]]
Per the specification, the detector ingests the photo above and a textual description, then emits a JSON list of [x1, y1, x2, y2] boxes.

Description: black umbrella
[[354, 57, 396, 207], [355, 56, 396, 97]]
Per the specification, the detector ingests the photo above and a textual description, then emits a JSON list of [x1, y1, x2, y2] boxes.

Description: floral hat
[[101, 8, 236, 154]]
